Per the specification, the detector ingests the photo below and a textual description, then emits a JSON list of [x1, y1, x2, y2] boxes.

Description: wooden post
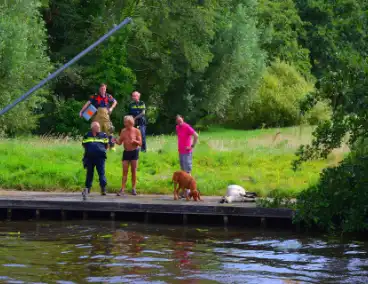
[[6, 209, 11, 221], [83, 211, 88, 220], [144, 213, 150, 224], [61, 210, 66, 221], [223, 215, 229, 226], [182, 214, 188, 225], [35, 209, 40, 220], [260, 217, 267, 228], [110, 212, 115, 221]]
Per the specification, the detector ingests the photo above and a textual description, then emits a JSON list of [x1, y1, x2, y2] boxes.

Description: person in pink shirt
[[176, 115, 199, 175]]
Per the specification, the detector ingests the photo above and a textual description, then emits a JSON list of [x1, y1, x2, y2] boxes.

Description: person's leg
[[131, 160, 138, 195], [139, 125, 147, 152], [83, 159, 95, 199], [179, 153, 185, 171], [97, 108, 115, 150], [117, 160, 129, 196], [107, 121, 116, 150], [96, 158, 107, 195], [182, 153, 193, 198], [186, 152, 193, 175], [85, 160, 95, 191]]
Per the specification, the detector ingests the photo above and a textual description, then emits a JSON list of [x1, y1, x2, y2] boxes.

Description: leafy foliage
[[227, 61, 326, 129], [258, 0, 311, 76], [293, 0, 368, 232], [0, 0, 52, 135], [294, 139, 368, 232]]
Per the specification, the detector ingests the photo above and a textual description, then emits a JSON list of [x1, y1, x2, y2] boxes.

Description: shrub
[[37, 98, 89, 137], [227, 61, 331, 129], [294, 139, 368, 232]]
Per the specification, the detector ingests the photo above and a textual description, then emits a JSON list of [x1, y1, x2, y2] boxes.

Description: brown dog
[[172, 171, 201, 201]]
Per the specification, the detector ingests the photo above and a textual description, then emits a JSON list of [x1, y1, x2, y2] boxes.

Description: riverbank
[[0, 127, 344, 197]]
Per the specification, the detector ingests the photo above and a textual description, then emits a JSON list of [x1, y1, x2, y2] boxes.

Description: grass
[[0, 126, 346, 197]]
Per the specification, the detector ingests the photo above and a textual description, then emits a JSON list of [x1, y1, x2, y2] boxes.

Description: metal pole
[[0, 17, 132, 116]]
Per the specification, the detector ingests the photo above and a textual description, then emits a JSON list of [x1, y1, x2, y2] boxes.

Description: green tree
[[258, 0, 311, 76], [199, 0, 266, 122], [293, 0, 368, 232], [294, 0, 368, 165], [0, 0, 52, 135]]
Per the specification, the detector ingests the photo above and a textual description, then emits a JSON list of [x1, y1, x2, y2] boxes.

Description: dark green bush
[[294, 139, 368, 232], [226, 61, 329, 129], [37, 98, 89, 137]]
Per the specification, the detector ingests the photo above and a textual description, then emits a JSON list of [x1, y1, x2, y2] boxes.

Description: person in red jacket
[[80, 83, 117, 150]]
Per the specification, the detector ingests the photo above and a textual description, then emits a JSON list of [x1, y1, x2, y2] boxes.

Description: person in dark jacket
[[128, 91, 147, 152], [82, 121, 109, 199]]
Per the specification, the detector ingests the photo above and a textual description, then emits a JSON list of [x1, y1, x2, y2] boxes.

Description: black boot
[[101, 187, 107, 196]]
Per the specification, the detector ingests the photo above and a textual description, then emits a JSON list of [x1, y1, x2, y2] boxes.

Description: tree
[[294, 0, 368, 166], [0, 0, 52, 135], [258, 0, 311, 76], [293, 0, 368, 232], [200, 0, 266, 122]]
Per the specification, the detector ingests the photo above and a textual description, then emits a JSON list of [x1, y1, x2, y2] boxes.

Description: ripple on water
[[126, 257, 171, 262], [0, 222, 368, 283]]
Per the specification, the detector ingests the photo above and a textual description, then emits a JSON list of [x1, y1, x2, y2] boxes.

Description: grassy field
[[0, 126, 346, 197]]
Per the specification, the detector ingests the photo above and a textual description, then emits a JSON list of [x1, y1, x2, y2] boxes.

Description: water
[[0, 222, 367, 284]]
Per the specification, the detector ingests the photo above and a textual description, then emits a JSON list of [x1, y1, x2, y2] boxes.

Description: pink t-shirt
[[176, 123, 195, 154]]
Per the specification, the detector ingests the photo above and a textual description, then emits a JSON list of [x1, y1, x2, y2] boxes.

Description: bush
[[227, 61, 330, 129], [37, 98, 89, 137], [303, 101, 331, 125], [294, 139, 368, 232], [251, 61, 314, 127]]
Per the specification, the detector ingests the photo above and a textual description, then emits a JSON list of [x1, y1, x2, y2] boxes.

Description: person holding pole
[[128, 91, 147, 152], [80, 83, 117, 150]]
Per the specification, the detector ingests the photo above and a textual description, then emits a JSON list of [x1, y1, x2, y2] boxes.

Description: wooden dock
[[0, 191, 294, 227]]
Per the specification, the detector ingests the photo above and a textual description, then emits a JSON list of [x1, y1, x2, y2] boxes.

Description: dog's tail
[[197, 189, 203, 202], [172, 172, 178, 184]]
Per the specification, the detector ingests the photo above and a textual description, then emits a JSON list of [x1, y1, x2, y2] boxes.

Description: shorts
[[179, 153, 192, 173], [123, 149, 139, 161]]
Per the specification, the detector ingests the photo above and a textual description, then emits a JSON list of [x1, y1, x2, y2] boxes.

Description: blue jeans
[[85, 157, 107, 189], [138, 125, 147, 152], [179, 152, 193, 173]]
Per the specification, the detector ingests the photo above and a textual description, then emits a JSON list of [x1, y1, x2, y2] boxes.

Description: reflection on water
[[0, 221, 367, 283]]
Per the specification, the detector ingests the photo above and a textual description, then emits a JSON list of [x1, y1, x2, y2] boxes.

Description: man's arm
[[116, 129, 125, 145], [134, 102, 146, 120], [103, 134, 109, 149], [134, 109, 145, 120], [109, 98, 117, 114], [191, 132, 199, 148], [79, 101, 91, 117], [134, 128, 142, 147]]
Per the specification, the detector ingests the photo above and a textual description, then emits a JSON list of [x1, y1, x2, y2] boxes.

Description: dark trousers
[[108, 135, 115, 148], [85, 157, 107, 189], [138, 125, 147, 152]]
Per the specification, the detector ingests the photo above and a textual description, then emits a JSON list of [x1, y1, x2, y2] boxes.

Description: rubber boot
[[101, 187, 107, 196], [82, 188, 89, 200], [108, 135, 116, 151]]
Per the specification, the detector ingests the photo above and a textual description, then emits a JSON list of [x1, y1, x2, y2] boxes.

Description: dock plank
[[0, 191, 293, 219]]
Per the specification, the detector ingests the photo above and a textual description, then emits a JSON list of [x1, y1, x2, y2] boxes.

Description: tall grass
[[0, 126, 345, 197]]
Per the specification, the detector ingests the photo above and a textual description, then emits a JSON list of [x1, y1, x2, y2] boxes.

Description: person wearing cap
[[128, 91, 147, 152], [80, 83, 117, 150]]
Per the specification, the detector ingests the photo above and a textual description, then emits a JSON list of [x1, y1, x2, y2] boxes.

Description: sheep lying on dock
[[219, 185, 257, 204]]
